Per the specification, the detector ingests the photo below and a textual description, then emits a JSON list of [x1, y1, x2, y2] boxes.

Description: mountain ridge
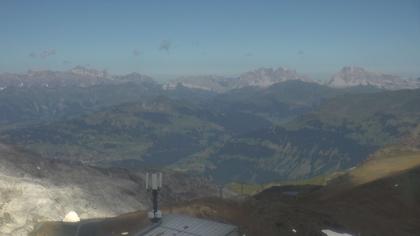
[[326, 66, 420, 90], [2, 66, 419, 93]]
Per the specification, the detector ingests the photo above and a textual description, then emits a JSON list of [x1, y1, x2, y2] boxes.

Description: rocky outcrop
[[327, 66, 420, 90], [0, 143, 218, 235]]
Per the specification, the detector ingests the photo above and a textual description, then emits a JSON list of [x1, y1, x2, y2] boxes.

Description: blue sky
[[1, 0, 420, 79]]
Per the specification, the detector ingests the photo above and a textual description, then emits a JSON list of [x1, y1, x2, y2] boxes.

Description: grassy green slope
[[204, 89, 420, 183], [289, 89, 420, 146], [2, 97, 226, 167]]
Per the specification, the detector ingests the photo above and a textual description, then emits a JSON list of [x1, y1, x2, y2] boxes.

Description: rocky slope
[[32, 148, 420, 236], [0, 143, 218, 235]]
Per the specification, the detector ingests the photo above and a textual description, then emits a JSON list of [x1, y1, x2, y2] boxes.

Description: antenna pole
[[152, 189, 158, 214], [146, 172, 163, 223]]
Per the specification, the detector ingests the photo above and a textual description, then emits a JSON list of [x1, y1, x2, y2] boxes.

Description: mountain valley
[[0, 66, 419, 235], [1, 67, 419, 185]]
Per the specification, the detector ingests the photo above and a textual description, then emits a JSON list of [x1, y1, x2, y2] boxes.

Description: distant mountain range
[[326, 66, 420, 90], [1, 66, 419, 92], [164, 66, 420, 92], [2, 79, 418, 183], [0, 65, 419, 184], [0, 65, 419, 235], [164, 67, 313, 92], [0, 66, 154, 90]]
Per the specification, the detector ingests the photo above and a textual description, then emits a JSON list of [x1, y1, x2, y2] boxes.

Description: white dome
[[63, 211, 80, 223]]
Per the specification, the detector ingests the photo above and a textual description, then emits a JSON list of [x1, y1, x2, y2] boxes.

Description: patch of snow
[[322, 229, 353, 236], [292, 228, 297, 233], [121, 232, 129, 235], [63, 211, 80, 223], [394, 184, 399, 187]]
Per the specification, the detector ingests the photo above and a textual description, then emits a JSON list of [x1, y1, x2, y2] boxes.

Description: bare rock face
[[163, 67, 315, 93], [163, 75, 235, 93], [327, 66, 420, 90], [0, 143, 218, 235], [0, 163, 146, 235], [236, 67, 313, 89]]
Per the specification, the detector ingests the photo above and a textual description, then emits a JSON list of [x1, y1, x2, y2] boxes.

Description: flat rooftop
[[138, 214, 239, 236], [30, 212, 239, 236]]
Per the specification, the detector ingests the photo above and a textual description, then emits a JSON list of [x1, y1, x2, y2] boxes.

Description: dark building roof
[[138, 214, 239, 236]]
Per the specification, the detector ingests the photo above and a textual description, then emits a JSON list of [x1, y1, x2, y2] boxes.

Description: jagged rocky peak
[[237, 66, 312, 88], [69, 65, 108, 78], [0, 67, 158, 89], [114, 72, 155, 84], [163, 75, 233, 92], [341, 65, 369, 74], [163, 66, 314, 93], [327, 66, 420, 90]]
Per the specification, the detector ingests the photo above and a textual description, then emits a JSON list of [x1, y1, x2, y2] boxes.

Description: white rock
[[322, 229, 353, 236], [63, 211, 80, 223]]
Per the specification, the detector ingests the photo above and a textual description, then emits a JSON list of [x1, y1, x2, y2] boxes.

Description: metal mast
[[145, 172, 163, 223]]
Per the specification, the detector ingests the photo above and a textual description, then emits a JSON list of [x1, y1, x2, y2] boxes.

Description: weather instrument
[[145, 172, 163, 223]]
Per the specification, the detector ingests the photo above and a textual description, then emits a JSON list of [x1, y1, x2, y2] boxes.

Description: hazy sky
[[1, 0, 420, 79]]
